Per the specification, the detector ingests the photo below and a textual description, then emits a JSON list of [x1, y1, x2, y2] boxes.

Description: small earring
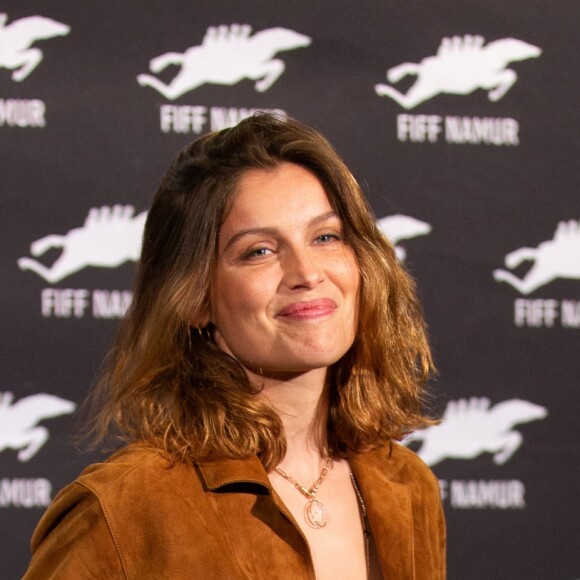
[[196, 325, 212, 341]]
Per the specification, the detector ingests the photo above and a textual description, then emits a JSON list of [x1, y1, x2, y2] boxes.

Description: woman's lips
[[277, 299, 337, 319]]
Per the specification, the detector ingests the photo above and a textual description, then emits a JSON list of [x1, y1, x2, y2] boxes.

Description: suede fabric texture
[[24, 443, 445, 579]]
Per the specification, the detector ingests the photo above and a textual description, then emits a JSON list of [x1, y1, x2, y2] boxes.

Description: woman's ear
[[190, 299, 212, 329], [190, 313, 210, 330]]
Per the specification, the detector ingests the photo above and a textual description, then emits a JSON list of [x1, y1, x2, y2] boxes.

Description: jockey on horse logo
[[375, 35, 541, 109], [137, 24, 311, 99], [494, 219, 580, 294], [404, 397, 547, 466], [0, 392, 76, 462], [376, 214, 432, 261], [18, 205, 147, 283], [0, 13, 70, 81]]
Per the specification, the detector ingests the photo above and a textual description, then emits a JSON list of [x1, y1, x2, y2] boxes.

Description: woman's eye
[[243, 246, 272, 260], [316, 233, 341, 244]]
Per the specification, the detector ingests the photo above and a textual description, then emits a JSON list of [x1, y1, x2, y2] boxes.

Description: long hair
[[84, 113, 435, 470]]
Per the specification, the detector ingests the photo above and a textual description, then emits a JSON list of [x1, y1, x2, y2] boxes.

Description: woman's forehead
[[221, 164, 338, 231]]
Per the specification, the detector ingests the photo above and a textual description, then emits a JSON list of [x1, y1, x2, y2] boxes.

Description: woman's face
[[210, 163, 360, 378]]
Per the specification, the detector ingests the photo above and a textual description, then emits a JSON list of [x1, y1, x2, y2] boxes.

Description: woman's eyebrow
[[222, 211, 338, 253]]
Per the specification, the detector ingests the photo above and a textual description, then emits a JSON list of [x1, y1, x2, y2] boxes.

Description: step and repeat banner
[[1, 1, 579, 578]]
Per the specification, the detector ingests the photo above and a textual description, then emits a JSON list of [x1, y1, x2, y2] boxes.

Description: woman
[[25, 113, 445, 579]]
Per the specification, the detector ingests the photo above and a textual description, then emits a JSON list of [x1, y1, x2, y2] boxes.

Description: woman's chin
[[252, 352, 346, 377]]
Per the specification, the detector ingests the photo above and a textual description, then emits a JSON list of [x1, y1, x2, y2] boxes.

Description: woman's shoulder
[[27, 445, 208, 574], [388, 441, 437, 478], [73, 444, 174, 495], [57, 444, 207, 515], [25, 450, 260, 578], [31, 445, 197, 547], [350, 440, 439, 490]]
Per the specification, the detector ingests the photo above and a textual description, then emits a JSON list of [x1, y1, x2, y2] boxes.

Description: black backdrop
[[1, 2, 579, 578]]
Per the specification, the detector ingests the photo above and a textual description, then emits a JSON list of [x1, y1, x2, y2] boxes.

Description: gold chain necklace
[[274, 457, 333, 529]]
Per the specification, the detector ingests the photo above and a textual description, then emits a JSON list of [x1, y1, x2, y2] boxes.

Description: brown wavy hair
[[85, 113, 435, 470]]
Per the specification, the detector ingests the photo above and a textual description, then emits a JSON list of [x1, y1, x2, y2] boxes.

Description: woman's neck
[[252, 367, 330, 470]]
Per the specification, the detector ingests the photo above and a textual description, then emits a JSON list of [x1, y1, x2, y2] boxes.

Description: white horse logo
[[0, 13, 70, 81], [493, 219, 580, 295], [375, 35, 541, 109], [18, 205, 147, 283], [405, 397, 547, 467], [376, 214, 432, 260], [137, 24, 311, 100], [0, 391, 76, 462]]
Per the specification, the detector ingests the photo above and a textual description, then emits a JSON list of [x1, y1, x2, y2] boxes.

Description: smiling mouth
[[277, 299, 337, 320]]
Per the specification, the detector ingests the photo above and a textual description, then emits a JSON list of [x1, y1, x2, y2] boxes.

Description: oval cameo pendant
[[305, 499, 328, 528]]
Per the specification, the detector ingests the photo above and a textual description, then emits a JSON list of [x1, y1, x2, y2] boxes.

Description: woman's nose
[[282, 247, 324, 290]]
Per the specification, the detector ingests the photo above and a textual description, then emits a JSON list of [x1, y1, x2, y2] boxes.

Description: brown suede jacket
[[24, 443, 445, 579]]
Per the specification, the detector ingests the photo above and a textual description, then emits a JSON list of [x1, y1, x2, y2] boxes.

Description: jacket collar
[[195, 445, 409, 491], [196, 454, 272, 492], [348, 444, 415, 579]]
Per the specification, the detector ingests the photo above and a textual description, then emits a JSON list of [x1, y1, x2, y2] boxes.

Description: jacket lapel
[[349, 446, 415, 579], [196, 454, 272, 491]]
